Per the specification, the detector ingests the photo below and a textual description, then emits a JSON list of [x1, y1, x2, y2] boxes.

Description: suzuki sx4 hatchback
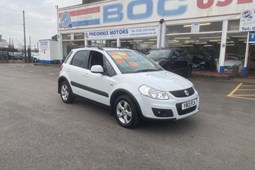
[[58, 48, 199, 128]]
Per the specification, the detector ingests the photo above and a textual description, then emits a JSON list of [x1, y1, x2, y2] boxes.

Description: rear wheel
[[114, 95, 140, 128], [60, 81, 75, 103]]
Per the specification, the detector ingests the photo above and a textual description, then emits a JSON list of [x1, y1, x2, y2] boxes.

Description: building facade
[[58, 0, 255, 76]]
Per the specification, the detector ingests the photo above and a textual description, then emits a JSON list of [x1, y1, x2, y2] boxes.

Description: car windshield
[[107, 50, 162, 74], [146, 50, 172, 60]]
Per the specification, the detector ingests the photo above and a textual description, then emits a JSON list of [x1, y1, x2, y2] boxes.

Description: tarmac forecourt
[[227, 83, 255, 101]]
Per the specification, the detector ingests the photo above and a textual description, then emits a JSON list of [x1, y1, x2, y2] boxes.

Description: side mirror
[[91, 65, 104, 74]]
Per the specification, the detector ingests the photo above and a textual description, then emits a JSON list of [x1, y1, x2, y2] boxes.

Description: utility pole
[[23, 10, 27, 62]]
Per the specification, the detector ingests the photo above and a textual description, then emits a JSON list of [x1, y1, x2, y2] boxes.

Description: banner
[[85, 26, 158, 40], [58, 0, 254, 30]]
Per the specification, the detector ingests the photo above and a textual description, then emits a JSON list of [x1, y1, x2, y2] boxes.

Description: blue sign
[[60, 12, 72, 28], [103, 0, 187, 23], [249, 32, 255, 43]]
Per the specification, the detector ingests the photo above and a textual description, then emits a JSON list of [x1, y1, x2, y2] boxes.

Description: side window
[[177, 50, 188, 58], [171, 51, 180, 60], [71, 50, 89, 69], [88, 51, 104, 69], [105, 59, 116, 77]]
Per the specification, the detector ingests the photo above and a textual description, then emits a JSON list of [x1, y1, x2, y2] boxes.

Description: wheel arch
[[110, 89, 143, 118], [58, 76, 69, 94]]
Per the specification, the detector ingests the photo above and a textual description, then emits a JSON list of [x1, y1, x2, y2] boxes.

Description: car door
[[67, 50, 90, 98], [172, 50, 189, 76], [79, 50, 117, 106], [169, 50, 182, 74]]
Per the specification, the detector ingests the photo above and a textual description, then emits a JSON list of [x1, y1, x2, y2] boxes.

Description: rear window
[[147, 50, 172, 60]]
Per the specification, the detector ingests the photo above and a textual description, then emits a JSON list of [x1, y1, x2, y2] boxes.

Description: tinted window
[[172, 51, 179, 57], [177, 50, 188, 58], [147, 50, 172, 60], [89, 51, 104, 69], [71, 50, 89, 68]]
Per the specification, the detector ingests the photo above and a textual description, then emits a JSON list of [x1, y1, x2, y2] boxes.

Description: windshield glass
[[147, 50, 172, 60], [107, 50, 162, 74]]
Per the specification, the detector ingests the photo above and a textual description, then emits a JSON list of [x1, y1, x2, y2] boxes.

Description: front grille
[[170, 87, 195, 98], [176, 103, 197, 116]]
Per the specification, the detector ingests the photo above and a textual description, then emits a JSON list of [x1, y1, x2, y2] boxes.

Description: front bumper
[[135, 91, 199, 120]]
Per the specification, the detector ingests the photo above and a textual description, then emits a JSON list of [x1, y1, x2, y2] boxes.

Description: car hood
[[126, 71, 193, 91], [224, 60, 242, 67]]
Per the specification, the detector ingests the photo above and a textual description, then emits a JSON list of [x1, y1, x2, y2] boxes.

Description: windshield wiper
[[135, 69, 158, 73]]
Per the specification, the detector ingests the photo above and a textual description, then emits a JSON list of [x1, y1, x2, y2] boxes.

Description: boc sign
[[58, 0, 254, 30]]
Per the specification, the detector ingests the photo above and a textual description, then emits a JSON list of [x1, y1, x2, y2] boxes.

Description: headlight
[[139, 85, 169, 100]]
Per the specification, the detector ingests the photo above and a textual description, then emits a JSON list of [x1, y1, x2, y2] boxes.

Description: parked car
[[146, 48, 193, 78], [13, 52, 24, 60], [58, 47, 199, 128], [191, 53, 216, 70], [31, 52, 39, 63], [217, 54, 243, 72]]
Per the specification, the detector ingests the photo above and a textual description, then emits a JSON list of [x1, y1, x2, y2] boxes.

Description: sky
[[0, 0, 81, 48]]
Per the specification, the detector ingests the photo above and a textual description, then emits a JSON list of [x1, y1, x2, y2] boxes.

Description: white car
[[58, 47, 199, 128], [217, 54, 244, 72]]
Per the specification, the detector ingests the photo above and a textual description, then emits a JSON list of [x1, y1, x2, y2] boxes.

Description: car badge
[[184, 90, 189, 96]]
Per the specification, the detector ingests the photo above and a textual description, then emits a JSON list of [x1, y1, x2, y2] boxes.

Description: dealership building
[[57, 0, 255, 76]]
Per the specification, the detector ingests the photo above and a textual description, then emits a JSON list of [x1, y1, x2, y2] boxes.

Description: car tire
[[114, 95, 140, 128], [60, 81, 75, 103]]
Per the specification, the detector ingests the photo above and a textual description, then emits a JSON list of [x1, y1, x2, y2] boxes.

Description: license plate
[[182, 99, 197, 110]]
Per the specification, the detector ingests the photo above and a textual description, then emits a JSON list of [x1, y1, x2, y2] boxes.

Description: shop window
[[228, 20, 240, 31], [74, 33, 84, 40], [62, 34, 71, 40], [199, 22, 222, 32], [89, 40, 117, 47], [166, 32, 221, 71], [121, 38, 157, 54], [166, 25, 191, 34]]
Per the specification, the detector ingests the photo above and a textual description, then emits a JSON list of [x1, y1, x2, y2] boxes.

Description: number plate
[[181, 99, 197, 110]]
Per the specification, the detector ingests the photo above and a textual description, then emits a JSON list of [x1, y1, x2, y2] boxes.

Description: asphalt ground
[[0, 63, 254, 170]]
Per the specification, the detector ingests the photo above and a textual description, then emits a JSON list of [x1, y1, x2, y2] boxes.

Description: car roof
[[72, 47, 134, 52]]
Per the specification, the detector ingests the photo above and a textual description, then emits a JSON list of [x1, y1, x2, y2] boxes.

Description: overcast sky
[[0, 0, 81, 48]]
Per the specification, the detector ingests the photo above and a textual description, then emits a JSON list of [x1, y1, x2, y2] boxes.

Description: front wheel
[[60, 81, 75, 103], [114, 95, 140, 128]]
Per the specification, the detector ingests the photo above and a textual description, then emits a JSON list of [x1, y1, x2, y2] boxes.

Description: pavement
[[0, 63, 255, 170]]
